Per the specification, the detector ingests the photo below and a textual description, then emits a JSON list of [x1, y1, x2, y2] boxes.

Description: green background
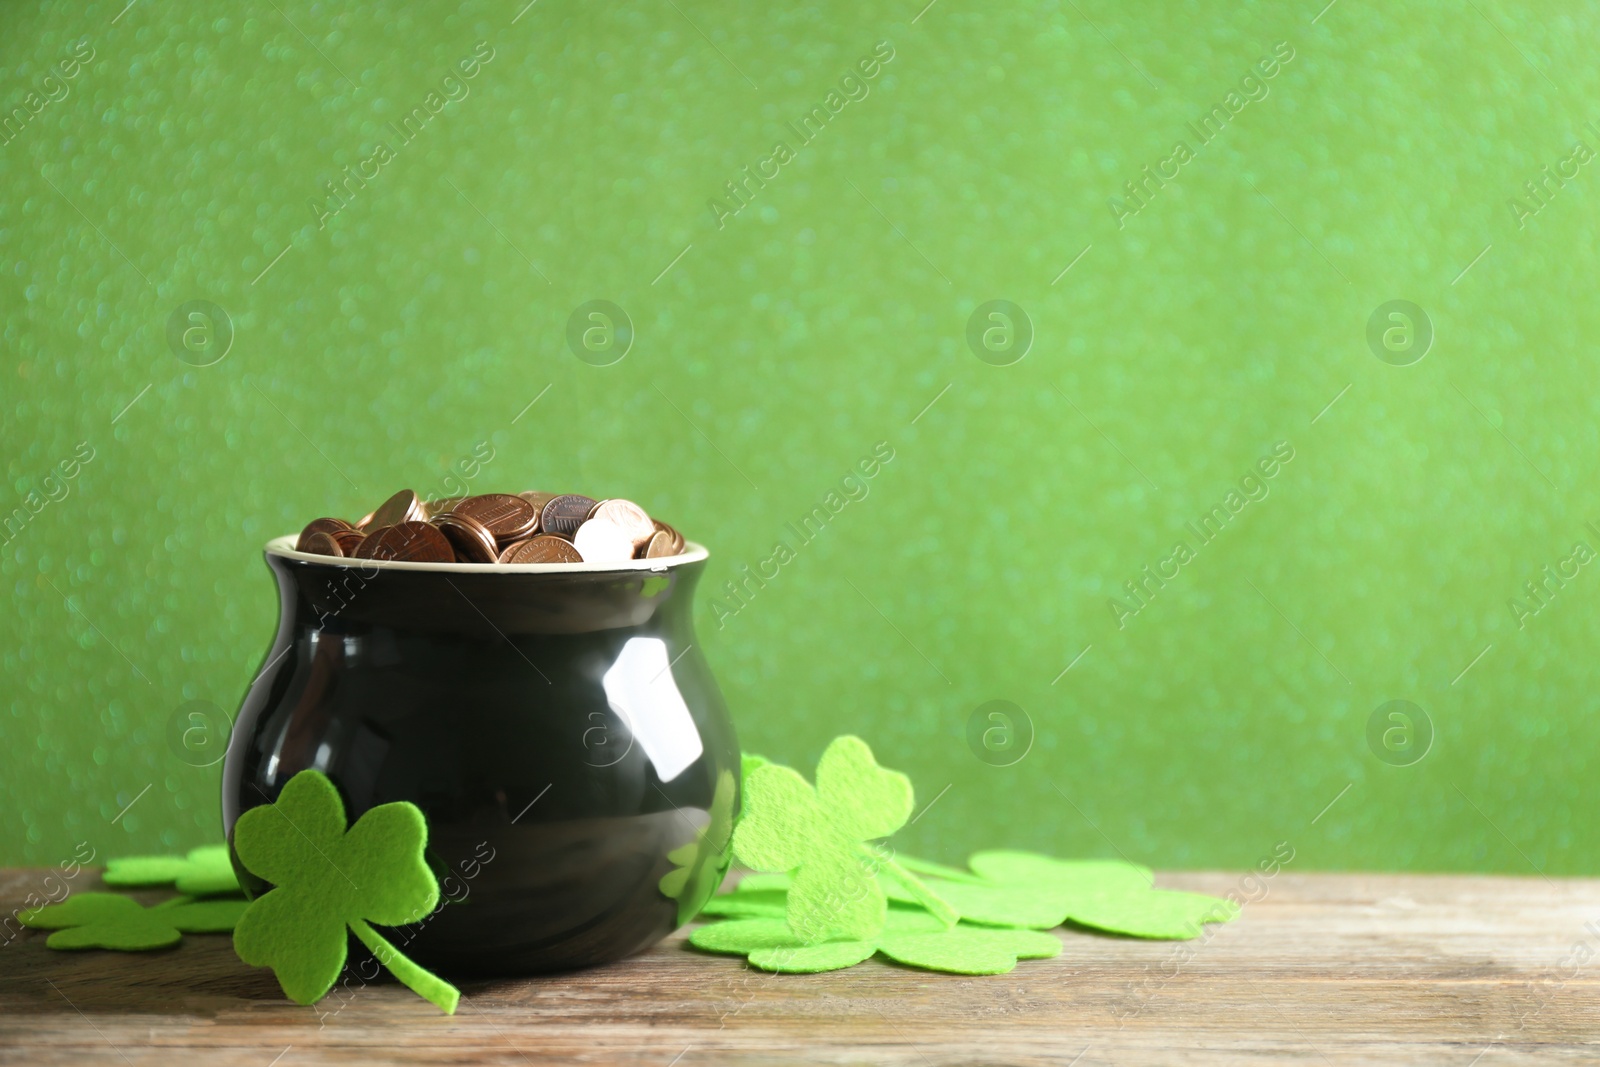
[[3, 0, 1596, 875]]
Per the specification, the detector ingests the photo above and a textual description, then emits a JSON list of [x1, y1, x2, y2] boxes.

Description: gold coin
[[435, 513, 499, 564], [499, 535, 583, 564], [572, 518, 635, 563]]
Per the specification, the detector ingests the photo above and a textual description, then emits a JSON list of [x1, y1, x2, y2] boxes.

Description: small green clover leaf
[[231, 769, 460, 1014], [103, 844, 241, 896], [19, 893, 248, 951], [690, 910, 1061, 974], [730, 736, 954, 943], [694, 917, 881, 972], [874, 924, 1060, 975], [659, 769, 738, 923]]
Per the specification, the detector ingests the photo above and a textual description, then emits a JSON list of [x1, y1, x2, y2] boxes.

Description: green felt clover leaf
[[724, 872, 794, 893], [956, 851, 1239, 939], [103, 844, 241, 896], [740, 752, 769, 781], [697, 885, 788, 920], [690, 909, 1061, 975], [231, 770, 460, 1014], [710, 851, 1238, 941], [19, 893, 248, 951], [730, 736, 954, 943], [660, 769, 738, 923]]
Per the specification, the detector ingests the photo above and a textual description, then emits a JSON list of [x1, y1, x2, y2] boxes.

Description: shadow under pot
[[222, 535, 740, 976]]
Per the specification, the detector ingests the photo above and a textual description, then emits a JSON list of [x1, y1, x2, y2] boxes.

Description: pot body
[[222, 540, 738, 976]]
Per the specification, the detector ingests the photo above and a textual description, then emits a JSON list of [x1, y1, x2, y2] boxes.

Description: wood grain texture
[[2, 869, 1599, 1065]]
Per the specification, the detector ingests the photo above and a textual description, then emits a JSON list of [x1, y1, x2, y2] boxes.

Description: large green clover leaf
[[231, 770, 459, 1013], [899, 851, 1238, 938], [103, 844, 240, 896], [19, 893, 247, 950], [730, 736, 954, 943], [708, 851, 1238, 941], [690, 909, 1061, 974], [964, 851, 1238, 938]]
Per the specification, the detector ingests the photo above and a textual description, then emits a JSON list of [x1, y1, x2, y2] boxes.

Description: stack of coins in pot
[[293, 490, 687, 564]]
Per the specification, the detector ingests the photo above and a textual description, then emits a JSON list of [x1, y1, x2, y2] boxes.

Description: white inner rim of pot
[[265, 534, 708, 574]]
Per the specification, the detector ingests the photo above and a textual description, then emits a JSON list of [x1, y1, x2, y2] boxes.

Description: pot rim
[[265, 534, 709, 574]]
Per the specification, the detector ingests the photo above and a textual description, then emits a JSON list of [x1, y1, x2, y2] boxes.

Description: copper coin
[[642, 529, 678, 558], [572, 518, 635, 563], [368, 489, 425, 530], [297, 517, 354, 552], [353, 521, 455, 563], [424, 497, 464, 520], [499, 535, 583, 564], [517, 491, 559, 515], [435, 512, 498, 564], [352, 525, 394, 557], [588, 499, 655, 550], [653, 519, 686, 553], [452, 493, 540, 543], [330, 528, 366, 554], [300, 530, 345, 558], [540, 494, 597, 539]]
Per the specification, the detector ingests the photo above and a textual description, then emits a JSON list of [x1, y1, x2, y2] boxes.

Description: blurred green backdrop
[[3, 0, 1596, 875]]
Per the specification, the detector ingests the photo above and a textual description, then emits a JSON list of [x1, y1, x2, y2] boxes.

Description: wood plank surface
[[2, 869, 1599, 1065]]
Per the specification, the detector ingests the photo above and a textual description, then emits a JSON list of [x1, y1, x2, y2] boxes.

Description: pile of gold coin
[[293, 490, 687, 564]]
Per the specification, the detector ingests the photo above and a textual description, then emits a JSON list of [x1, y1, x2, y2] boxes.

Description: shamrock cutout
[[731, 736, 954, 943], [726, 872, 794, 893], [707, 851, 1237, 940], [659, 769, 738, 923], [697, 885, 788, 920], [690, 909, 1061, 974], [104, 844, 241, 896], [19, 893, 248, 951], [231, 769, 460, 1014], [939, 852, 1239, 939], [894, 853, 989, 885]]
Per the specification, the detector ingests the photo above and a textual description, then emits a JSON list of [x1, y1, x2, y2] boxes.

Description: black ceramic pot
[[222, 535, 739, 976]]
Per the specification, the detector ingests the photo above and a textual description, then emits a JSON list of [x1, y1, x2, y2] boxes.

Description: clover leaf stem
[[348, 919, 461, 1014], [893, 854, 991, 886], [871, 851, 958, 926]]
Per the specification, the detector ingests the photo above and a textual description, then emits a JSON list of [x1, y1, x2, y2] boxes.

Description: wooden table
[[3, 869, 1598, 1065]]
